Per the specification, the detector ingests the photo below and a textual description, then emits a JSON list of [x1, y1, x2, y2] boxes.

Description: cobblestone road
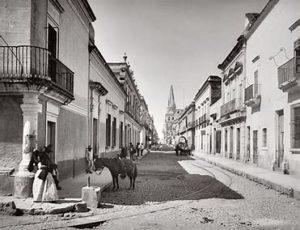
[[1, 151, 300, 230]]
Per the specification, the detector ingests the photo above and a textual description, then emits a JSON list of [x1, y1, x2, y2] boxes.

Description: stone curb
[[196, 156, 298, 200]]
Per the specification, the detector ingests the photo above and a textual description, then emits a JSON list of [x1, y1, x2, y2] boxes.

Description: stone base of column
[[14, 172, 34, 198]]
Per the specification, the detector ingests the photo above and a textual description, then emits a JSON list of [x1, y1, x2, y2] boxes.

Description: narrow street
[[76, 151, 300, 230], [1, 151, 300, 230]]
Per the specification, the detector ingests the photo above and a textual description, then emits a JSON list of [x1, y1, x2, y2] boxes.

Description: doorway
[[47, 121, 56, 163], [229, 127, 233, 158], [236, 128, 240, 160], [276, 110, 284, 169], [253, 130, 258, 164], [93, 118, 98, 157], [247, 126, 250, 162], [48, 24, 57, 81]]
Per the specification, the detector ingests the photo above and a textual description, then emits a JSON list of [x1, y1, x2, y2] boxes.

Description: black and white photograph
[[0, 0, 300, 229]]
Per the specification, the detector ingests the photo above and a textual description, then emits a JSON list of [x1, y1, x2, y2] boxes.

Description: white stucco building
[[244, 0, 300, 175]]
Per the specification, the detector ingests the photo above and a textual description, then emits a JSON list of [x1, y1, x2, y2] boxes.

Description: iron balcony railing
[[0, 45, 74, 97], [220, 98, 242, 117], [245, 84, 261, 102], [278, 56, 300, 87], [125, 102, 140, 122]]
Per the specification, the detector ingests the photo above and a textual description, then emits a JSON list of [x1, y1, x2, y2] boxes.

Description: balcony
[[125, 102, 140, 123], [220, 98, 246, 126], [278, 56, 300, 92], [0, 45, 74, 102], [245, 84, 261, 107]]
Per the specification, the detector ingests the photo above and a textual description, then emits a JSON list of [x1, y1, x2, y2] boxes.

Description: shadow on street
[[100, 152, 243, 205]]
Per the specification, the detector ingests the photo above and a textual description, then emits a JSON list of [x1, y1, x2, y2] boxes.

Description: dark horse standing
[[92, 157, 126, 190]]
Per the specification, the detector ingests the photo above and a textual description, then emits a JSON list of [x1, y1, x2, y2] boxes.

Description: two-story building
[[177, 102, 195, 150], [217, 35, 247, 161], [244, 0, 300, 175], [0, 0, 96, 196], [109, 56, 142, 147], [194, 76, 221, 154], [88, 42, 126, 159]]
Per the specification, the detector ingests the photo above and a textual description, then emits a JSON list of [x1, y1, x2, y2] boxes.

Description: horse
[[120, 158, 137, 190], [92, 157, 126, 190]]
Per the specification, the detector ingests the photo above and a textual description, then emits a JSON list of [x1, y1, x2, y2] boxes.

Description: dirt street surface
[[1, 151, 300, 230]]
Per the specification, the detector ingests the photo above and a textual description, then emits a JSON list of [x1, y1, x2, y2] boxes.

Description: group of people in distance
[[120, 142, 145, 161]]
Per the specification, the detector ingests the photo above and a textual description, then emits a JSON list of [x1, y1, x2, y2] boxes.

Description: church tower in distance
[[163, 85, 182, 145]]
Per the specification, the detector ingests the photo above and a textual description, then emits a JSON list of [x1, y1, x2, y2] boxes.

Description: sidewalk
[[0, 167, 112, 215], [193, 152, 300, 200]]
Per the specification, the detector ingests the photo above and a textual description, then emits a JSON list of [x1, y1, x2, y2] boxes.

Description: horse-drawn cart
[[175, 136, 191, 156]]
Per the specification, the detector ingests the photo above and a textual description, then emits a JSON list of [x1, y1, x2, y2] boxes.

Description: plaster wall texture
[[0, 0, 31, 45], [0, 96, 23, 169], [245, 0, 300, 174], [220, 51, 246, 162], [195, 86, 210, 153], [90, 54, 126, 157]]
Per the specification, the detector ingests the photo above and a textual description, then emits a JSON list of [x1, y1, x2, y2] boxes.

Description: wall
[[0, 96, 23, 170], [0, 0, 31, 45], [195, 86, 210, 153], [90, 52, 126, 158], [246, 0, 300, 173]]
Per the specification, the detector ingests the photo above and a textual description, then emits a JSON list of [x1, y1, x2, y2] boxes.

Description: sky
[[89, 0, 268, 140]]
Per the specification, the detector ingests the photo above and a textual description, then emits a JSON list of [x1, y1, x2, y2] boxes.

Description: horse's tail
[[133, 163, 137, 179]]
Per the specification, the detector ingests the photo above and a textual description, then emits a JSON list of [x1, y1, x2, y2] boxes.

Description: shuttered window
[[112, 117, 117, 147], [292, 106, 300, 149], [106, 114, 111, 147]]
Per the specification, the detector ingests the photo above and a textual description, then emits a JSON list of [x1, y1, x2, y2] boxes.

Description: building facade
[[244, 0, 300, 175], [194, 76, 221, 154], [217, 35, 247, 162], [109, 57, 142, 147], [0, 0, 96, 196], [177, 102, 195, 150], [89, 44, 126, 159], [0, 0, 156, 196]]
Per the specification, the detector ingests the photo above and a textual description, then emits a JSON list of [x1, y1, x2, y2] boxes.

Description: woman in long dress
[[30, 148, 59, 202], [32, 162, 59, 202]]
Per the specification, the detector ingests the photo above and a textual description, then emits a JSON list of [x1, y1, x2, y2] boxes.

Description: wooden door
[[229, 127, 233, 158], [93, 118, 98, 156], [48, 24, 57, 81], [277, 111, 284, 168], [47, 121, 56, 163], [236, 128, 240, 160], [253, 130, 258, 164]]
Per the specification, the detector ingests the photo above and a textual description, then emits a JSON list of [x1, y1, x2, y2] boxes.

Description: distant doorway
[[216, 130, 221, 154], [93, 118, 98, 156], [229, 127, 233, 158], [236, 128, 240, 160], [47, 121, 56, 163], [48, 24, 57, 81], [253, 130, 258, 164], [276, 110, 284, 169]]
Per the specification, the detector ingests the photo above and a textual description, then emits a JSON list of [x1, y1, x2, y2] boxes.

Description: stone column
[[14, 93, 42, 198]]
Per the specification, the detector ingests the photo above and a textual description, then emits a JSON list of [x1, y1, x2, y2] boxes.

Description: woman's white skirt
[[33, 170, 59, 202]]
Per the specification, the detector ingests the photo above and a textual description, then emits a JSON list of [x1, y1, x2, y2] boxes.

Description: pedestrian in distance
[[120, 147, 128, 159], [129, 143, 135, 161], [139, 143, 144, 156], [136, 142, 140, 157]]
